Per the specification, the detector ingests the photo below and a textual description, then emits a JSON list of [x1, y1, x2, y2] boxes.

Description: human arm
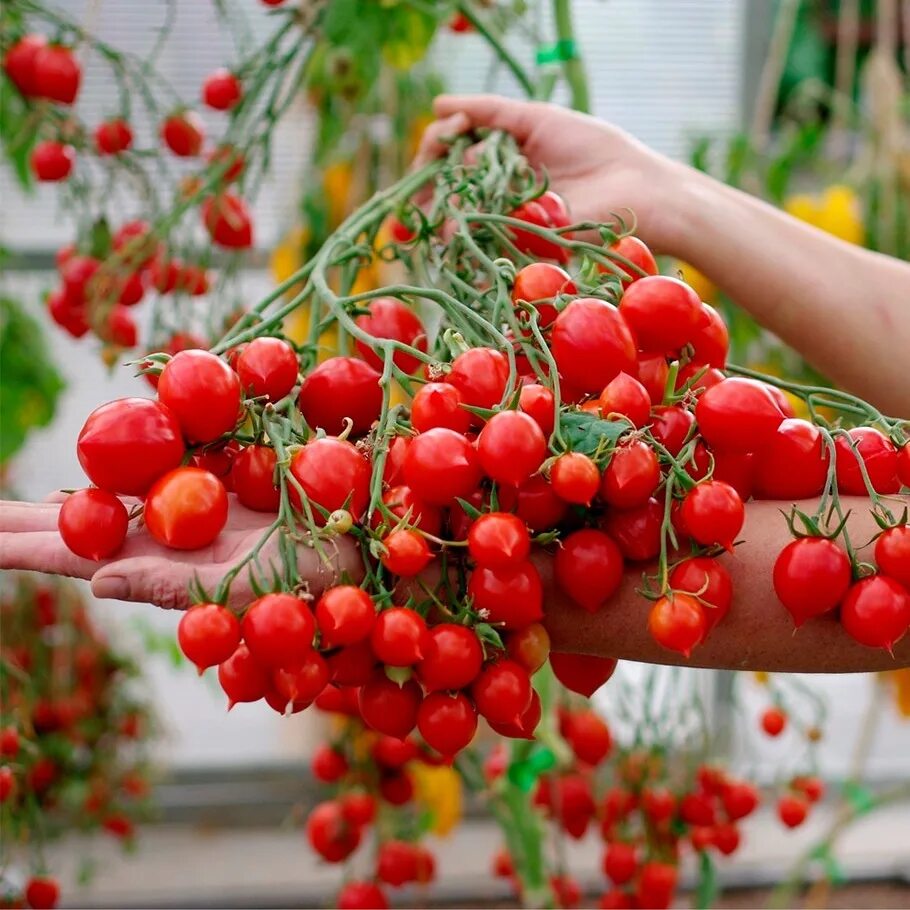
[[417, 95, 910, 417]]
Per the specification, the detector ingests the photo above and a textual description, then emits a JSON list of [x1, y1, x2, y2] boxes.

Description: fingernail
[[92, 574, 129, 600]]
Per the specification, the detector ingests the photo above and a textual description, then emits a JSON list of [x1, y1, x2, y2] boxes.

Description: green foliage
[[559, 410, 630, 462], [0, 72, 38, 189], [0, 294, 65, 465]]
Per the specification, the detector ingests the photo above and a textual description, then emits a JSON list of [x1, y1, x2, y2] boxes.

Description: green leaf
[[380, 8, 437, 70], [0, 73, 38, 189], [695, 851, 718, 909], [559, 410, 631, 461]]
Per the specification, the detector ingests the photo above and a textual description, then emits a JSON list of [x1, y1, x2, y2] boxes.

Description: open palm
[[0, 496, 361, 610]]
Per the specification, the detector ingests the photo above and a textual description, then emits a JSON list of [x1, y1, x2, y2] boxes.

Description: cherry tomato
[[94, 118, 133, 155], [411, 382, 470, 433], [752, 419, 829, 500], [690, 303, 729, 368], [635, 862, 678, 910], [306, 800, 362, 863], [468, 512, 531, 568], [468, 561, 543, 629], [605, 236, 658, 285], [374, 484, 442, 536], [311, 744, 348, 783], [358, 675, 422, 739], [599, 373, 651, 427], [601, 440, 660, 509], [377, 840, 422, 886], [552, 299, 637, 393], [207, 144, 246, 183], [834, 427, 900, 495], [549, 652, 617, 697], [562, 708, 612, 765], [58, 488, 128, 560], [161, 111, 205, 156], [550, 452, 601, 505], [371, 607, 430, 666], [509, 191, 572, 262], [144, 467, 228, 550], [32, 44, 81, 103], [680, 480, 744, 550], [202, 193, 253, 249], [674, 362, 724, 395], [640, 788, 676, 823], [24, 877, 60, 910], [555, 528, 624, 613], [516, 383, 555, 437], [636, 353, 669, 405], [446, 347, 509, 411], [272, 651, 329, 705], [478, 410, 547, 487], [316, 585, 375, 648], [403, 427, 482, 506], [30, 140, 74, 181], [761, 706, 787, 736], [721, 781, 760, 820], [178, 262, 210, 295], [289, 436, 370, 520], [77, 398, 184, 495], [840, 575, 910, 650], [232, 445, 280, 511], [202, 68, 242, 110], [898, 445, 910, 487], [601, 496, 663, 562], [298, 356, 381, 436], [511, 262, 576, 327], [777, 795, 808, 828], [875, 526, 910, 587], [619, 275, 701, 353], [773, 537, 852, 627], [668, 557, 732, 632], [649, 405, 695, 456], [354, 297, 427, 374], [696, 378, 785, 453], [498, 475, 568, 531], [157, 350, 241, 443], [417, 624, 484, 691], [603, 841, 638, 885], [471, 660, 532, 725], [712, 449, 756, 501], [506, 622, 551, 674], [4, 34, 46, 98], [339, 790, 376, 825], [327, 641, 378, 686], [417, 692, 478, 756], [241, 593, 315, 669], [649, 593, 707, 656], [381, 529, 432, 576], [218, 643, 269, 706], [236, 337, 298, 401], [337, 882, 389, 910], [178, 603, 241, 672], [47, 286, 89, 337]]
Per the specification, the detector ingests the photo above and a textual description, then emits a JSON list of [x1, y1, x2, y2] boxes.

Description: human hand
[[0, 496, 362, 610], [415, 94, 690, 252]]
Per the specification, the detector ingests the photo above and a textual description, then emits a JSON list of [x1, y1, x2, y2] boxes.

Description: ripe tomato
[[696, 378, 786, 453], [680, 480, 744, 550], [446, 347, 509, 411], [635, 862, 678, 910], [601, 440, 660, 509], [242, 593, 315, 669], [78, 398, 184, 495], [311, 744, 348, 783], [834, 427, 900, 495], [157, 350, 241, 444], [0, 728, 19, 758], [603, 842, 638, 885], [674, 363, 724, 395], [555, 529, 624, 613], [712, 449, 756, 501], [161, 111, 205, 156], [289, 436, 370, 520], [721, 781, 760, 820], [32, 44, 81, 103], [375, 484, 442, 536], [31, 140, 74, 181], [298, 356, 381, 436], [233, 445, 280, 511], [753, 418, 829, 500], [202, 68, 242, 110], [599, 373, 651, 427], [471, 660, 532, 724], [875, 526, 910, 587], [511, 262, 576, 327], [640, 788, 675, 823], [306, 800, 362, 863], [149, 257, 181, 294], [668, 557, 732, 632], [636, 354, 670, 405], [649, 405, 695, 456], [468, 512, 530, 568], [562, 709, 612, 765], [417, 624, 483, 691], [606, 236, 658, 285], [552, 299, 637, 393], [498, 475, 569, 531], [58, 488, 128, 560], [840, 575, 910, 650], [101, 305, 138, 348], [144, 467, 228, 550], [690, 303, 729, 368], [898, 444, 910, 487], [371, 607, 430, 666], [761, 706, 787, 736], [358, 675, 422, 739], [648, 593, 707, 656], [777, 795, 808, 828], [601, 496, 663, 562], [550, 452, 601, 505], [24, 877, 60, 910], [4, 34, 46, 97], [411, 382, 470, 434], [94, 118, 133, 155], [549, 652, 617, 697], [403, 427, 482, 506], [178, 262, 210, 295], [509, 190, 572, 262], [236, 337, 298, 401], [619, 275, 701, 353], [218, 643, 269, 706], [316, 585, 375, 648], [478, 410, 547, 487], [272, 651, 330, 705], [506, 622, 550, 674], [178, 603, 241, 672], [337, 882, 389, 910], [207, 144, 246, 183], [327, 641, 377, 686], [519, 383, 556, 436], [354, 298, 427, 374], [202, 193, 253, 249], [468, 561, 543, 629], [47, 287, 89, 337], [417, 692, 478, 756], [381, 529, 432, 576], [339, 791, 376, 825], [773, 537, 852, 626]]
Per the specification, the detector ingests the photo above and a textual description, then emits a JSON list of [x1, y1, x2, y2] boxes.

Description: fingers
[[90, 556, 219, 610], [0, 501, 61, 532], [432, 94, 540, 142], [0, 531, 98, 579], [413, 111, 470, 168]]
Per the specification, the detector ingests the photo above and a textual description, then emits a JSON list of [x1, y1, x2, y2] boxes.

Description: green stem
[[457, 3, 536, 97], [552, 0, 590, 113]]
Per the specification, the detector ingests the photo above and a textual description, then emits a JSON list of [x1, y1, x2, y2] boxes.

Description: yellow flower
[[411, 763, 462, 836], [675, 261, 718, 304]]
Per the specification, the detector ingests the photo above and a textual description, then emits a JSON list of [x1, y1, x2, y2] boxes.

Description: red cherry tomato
[[161, 111, 205, 156], [690, 303, 729, 368], [232, 445, 280, 511], [403, 427, 482, 506], [316, 585, 376, 648], [358, 675, 422, 739], [840, 575, 910, 650], [649, 405, 695, 456], [242, 593, 315, 670], [777, 795, 808, 829], [467, 561, 544, 629], [417, 692, 478, 756], [236, 337, 298, 401], [668, 557, 732, 632], [178, 603, 241, 672], [218, 643, 269, 706], [471, 660, 532, 725], [680, 480, 744, 550], [601, 496, 663, 562], [207, 144, 246, 183], [374, 484, 442, 536], [773, 537, 852, 627], [649, 593, 707, 656], [519, 383, 556, 436], [32, 44, 81, 103], [77, 398, 185, 495], [636, 862, 678, 910], [696, 378, 786, 453], [509, 191, 572, 262], [354, 297, 427, 374], [599, 373, 651, 427], [4, 34, 46, 98], [417, 624, 484, 691], [144, 467, 228, 550], [555, 528, 624, 613], [603, 841, 638, 885], [712, 449, 756, 501], [498, 475, 569, 531], [478, 410, 547, 487], [202, 68, 242, 110], [272, 651, 329, 706], [549, 652, 617, 697], [753, 418, 830, 499], [58, 488, 128, 560], [834, 427, 900, 495], [605, 236, 658, 285], [601, 440, 660, 509], [289, 436, 370, 521], [620, 275, 701, 353], [506, 622, 551, 674], [511, 262, 576, 327], [875, 526, 910, 587], [411, 382, 470, 434], [94, 118, 133, 155], [636, 354, 670, 405], [202, 193, 253, 249], [381, 529, 432, 577], [898, 445, 910, 487], [446, 347, 509, 411], [550, 452, 601, 505], [298, 356, 382, 436], [468, 512, 530, 568], [30, 140, 74, 181], [370, 607, 430, 666], [24, 877, 60, 910], [306, 800, 362, 863]]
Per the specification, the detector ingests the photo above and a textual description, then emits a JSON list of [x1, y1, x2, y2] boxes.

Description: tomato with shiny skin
[[58, 488, 128, 560], [509, 190, 572, 262], [157, 350, 241, 443], [498, 475, 569, 531], [550, 452, 601, 505], [696, 378, 786, 453], [562, 708, 612, 765], [417, 692, 478, 756], [374, 485, 442, 536], [94, 118, 133, 155], [33, 44, 81, 103], [549, 652, 617, 697], [306, 800, 362, 863], [488, 689, 542, 739], [840, 575, 910, 650], [603, 842, 638, 885], [144, 467, 228, 550], [668, 557, 732, 632], [178, 603, 241, 672], [773, 537, 852, 627], [753, 419, 829, 500], [601, 440, 660, 509], [242, 593, 315, 669], [898, 445, 910, 487], [24, 877, 60, 910], [467, 561, 544, 629], [202, 68, 242, 110], [316, 585, 376, 648], [519, 383, 556, 436], [552, 299, 638, 393], [511, 262, 576, 327], [218, 643, 269, 706], [232, 445, 280, 511], [674, 363, 724, 395], [371, 608, 430, 666], [468, 512, 531, 568], [478, 410, 547, 487], [834, 427, 900, 495], [403, 427, 482, 506], [599, 373, 651, 427], [337, 882, 389, 910], [358, 675, 422, 739], [471, 660, 532, 725], [161, 111, 205, 156], [236, 337, 298, 401], [649, 593, 707, 656], [690, 303, 729, 368], [289, 437, 370, 520], [635, 862, 678, 910], [605, 236, 658, 285], [636, 353, 670, 405], [77, 398, 184, 495], [411, 382, 470, 433], [354, 297, 427, 374], [299, 356, 381, 435], [311, 744, 348, 783], [4, 34, 46, 97], [680, 480, 744, 550], [446, 347, 509, 410], [875, 526, 910, 587], [619, 275, 701, 353], [272, 651, 329, 705], [31, 140, 75, 181], [327, 641, 377, 686], [555, 529, 624, 613], [649, 405, 695, 456], [381, 529, 432, 576], [712, 449, 756, 501], [506, 622, 551, 674], [417, 624, 484, 691], [602, 496, 663, 562], [202, 193, 253, 249]]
